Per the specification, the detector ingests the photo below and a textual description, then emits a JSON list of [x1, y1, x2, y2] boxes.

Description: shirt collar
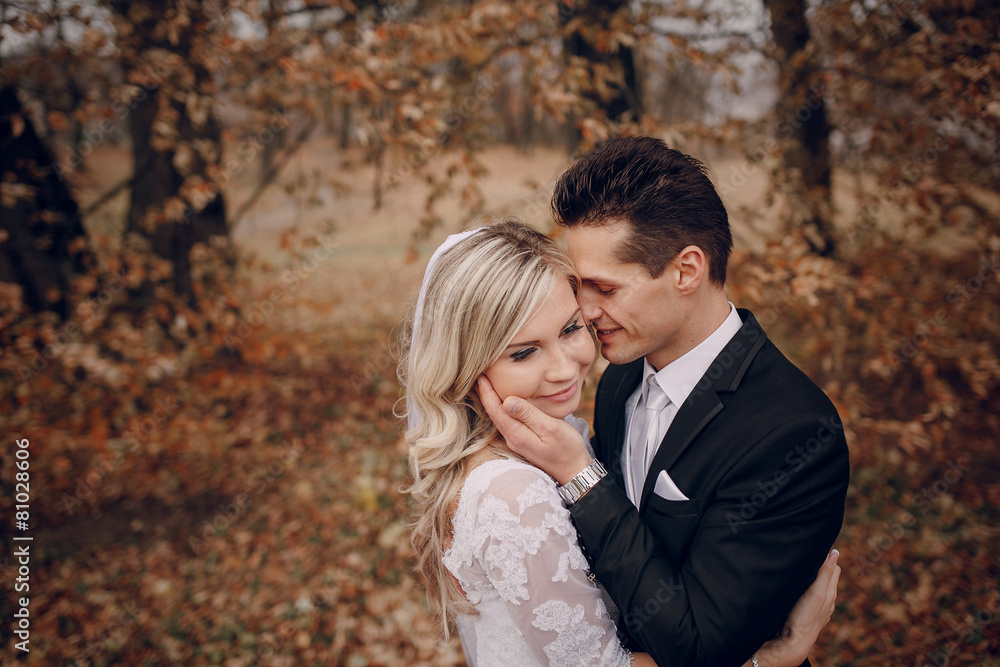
[[642, 303, 743, 408]]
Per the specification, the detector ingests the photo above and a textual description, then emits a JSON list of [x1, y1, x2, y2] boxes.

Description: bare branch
[[229, 116, 320, 231], [639, 24, 766, 42]]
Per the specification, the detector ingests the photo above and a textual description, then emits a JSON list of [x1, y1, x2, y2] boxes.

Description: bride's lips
[[541, 382, 579, 403]]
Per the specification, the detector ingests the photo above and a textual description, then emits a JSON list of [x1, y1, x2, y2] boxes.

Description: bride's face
[[483, 278, 596, 419]]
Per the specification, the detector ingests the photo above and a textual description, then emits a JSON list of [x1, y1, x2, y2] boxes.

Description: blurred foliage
[[1, 0, 999, 664]]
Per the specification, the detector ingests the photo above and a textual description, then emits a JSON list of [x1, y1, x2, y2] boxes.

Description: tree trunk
[[561, 0, 642, 151], [339, 101, 353, 150], [113, 0, 230, 302], [763, 0, 836, 256], [259, 111, 286, 181], [125, 85, 228, 300], [372, 135, 384, 211], [0, 86, 94, 318], [521, 58, 535, 151]]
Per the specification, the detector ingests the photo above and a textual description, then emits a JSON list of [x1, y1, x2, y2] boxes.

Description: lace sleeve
[[473, 463, 633, 667]]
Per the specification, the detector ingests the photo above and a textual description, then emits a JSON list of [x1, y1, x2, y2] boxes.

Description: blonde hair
[[399, 219, 578, 637]]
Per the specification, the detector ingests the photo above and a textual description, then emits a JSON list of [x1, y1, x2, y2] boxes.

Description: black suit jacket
[[571, 309, 850, 667]]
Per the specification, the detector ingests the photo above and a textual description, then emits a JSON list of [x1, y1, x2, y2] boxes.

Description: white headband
[[407, 227, 487, 429]]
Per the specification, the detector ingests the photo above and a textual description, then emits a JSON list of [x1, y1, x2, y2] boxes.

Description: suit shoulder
[[750, 340, 839, 414]]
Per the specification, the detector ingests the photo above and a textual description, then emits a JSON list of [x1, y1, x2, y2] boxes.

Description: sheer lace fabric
[[443, 457, 633, 667]]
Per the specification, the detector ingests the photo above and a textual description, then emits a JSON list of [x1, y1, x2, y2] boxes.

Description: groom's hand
[[476, 376, 593, 485]]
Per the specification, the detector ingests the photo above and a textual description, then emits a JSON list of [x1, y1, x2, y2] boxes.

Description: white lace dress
[[443, 419, 633, 667]]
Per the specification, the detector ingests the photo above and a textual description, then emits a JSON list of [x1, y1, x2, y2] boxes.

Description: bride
[[401, 220, 839, 666]]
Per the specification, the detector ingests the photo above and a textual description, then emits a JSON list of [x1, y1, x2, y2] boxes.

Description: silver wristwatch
[[557, 460, 608, 505]]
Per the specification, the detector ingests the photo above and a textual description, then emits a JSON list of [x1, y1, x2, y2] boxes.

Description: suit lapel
[[639, 387, 724, 509], [638, 309, 768, 510]]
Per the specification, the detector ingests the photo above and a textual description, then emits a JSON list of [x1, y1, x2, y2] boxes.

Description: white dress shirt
[[621, 303, 743, 506]]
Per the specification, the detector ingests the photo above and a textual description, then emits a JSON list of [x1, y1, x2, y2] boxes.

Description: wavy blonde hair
[[399, 219, 578, 637]]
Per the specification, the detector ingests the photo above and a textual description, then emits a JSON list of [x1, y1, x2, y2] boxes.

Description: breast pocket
[[644, 496, 701, 561]]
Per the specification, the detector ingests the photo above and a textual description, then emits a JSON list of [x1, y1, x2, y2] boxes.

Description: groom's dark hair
[[551, 136, 733, 285]]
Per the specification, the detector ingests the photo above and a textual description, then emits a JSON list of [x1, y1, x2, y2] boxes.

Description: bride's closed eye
[[510, 347, 536, 362], [510, 323, 583, 362]]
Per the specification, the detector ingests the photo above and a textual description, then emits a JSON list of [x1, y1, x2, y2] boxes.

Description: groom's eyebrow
[[504, 309, 582, 350], [581, 274, 619, 286], [583, 267, 646, 289]]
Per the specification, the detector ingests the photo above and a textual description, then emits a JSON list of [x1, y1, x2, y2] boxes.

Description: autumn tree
[[106, 0, 231, 301], [561, 0, 642, 149], [0, 1, 110, 319], [1, 2, 998, 665], [713, 0, 1000, 552], [0, 85, 94, 318], [763, 0, 835, 256]]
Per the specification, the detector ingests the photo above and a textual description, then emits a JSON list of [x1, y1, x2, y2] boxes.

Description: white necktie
[[628, 375, 670, 505]]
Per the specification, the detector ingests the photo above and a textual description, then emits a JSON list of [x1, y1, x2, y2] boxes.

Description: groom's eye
[[511, 347, 536, 362], [589, 283, 616, 296]]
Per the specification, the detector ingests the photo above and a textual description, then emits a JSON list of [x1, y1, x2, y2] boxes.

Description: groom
[[480, 137, 849, 666]]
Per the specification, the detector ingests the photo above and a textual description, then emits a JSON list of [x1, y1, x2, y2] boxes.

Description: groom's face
[[566, 221, 685, 370]]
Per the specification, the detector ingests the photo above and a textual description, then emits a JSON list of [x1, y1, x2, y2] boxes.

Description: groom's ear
[[673, 245, 707, 295]]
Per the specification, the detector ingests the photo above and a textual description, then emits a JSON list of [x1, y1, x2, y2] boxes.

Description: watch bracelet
[[558, 459, 608, 504]]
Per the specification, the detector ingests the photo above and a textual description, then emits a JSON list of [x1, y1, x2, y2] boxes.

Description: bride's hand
[[751, 549, 841, 667]]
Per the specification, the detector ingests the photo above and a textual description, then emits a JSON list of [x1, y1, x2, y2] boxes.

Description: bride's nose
[[545, 342, 578, 383]]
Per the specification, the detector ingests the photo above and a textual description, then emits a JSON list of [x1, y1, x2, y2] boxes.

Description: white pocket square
[[653, 470, 690, 501]]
